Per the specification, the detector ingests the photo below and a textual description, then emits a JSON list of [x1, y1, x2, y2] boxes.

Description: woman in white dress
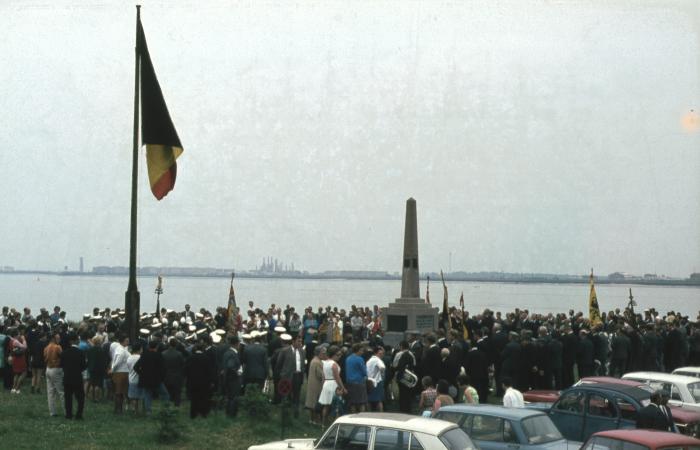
[[318, 346, 346, 428]]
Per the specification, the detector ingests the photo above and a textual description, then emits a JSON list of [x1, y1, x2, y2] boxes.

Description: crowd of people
[[0, 301, 699, 425]]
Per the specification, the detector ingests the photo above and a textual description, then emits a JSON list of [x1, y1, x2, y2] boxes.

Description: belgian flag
[[138, 17, 183, 200]]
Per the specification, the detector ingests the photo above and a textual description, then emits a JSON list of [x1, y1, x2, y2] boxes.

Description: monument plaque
[[415, 315, 435, 330], [387, 315, 408, 332], [381, 198, 439, 347]]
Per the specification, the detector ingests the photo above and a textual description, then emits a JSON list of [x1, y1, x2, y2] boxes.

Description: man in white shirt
[[366, 347, 386, 411], [502, 377, 524, 408], [110, 335, 130, 414]]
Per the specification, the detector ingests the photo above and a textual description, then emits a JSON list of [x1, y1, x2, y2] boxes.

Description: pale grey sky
[[1, 0, 698, 277]]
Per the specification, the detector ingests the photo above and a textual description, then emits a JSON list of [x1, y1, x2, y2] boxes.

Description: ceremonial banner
[[138, 18, 183, 200], [227, 274, 238, 332], [426, 276, 430, 304], [589, 270, 602, 326], [440, 270, 451, 331], [459, 292, 469, 340]]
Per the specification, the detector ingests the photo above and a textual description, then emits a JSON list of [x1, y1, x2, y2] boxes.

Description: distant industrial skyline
[[1, 257, 695, 282]]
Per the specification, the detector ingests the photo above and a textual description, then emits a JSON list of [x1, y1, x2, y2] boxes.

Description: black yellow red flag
[[137, 18, 183, 200]]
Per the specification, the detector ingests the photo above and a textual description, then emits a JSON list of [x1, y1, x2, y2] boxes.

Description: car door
[[613, 396, 638, 430], [467, 414, 519, 450], [549, 390, 586, 441], [372, 428, 409, 450], [583, 392, 619, 439], [668, 383, 685, 408], [316, 423, 372, 450]]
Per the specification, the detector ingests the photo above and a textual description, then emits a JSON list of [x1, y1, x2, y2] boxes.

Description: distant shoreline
[[2, 270, 699, 287]]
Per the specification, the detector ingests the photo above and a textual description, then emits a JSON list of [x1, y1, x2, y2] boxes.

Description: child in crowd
[[418, 376, 436, 417], [458, 374, 479, 404]]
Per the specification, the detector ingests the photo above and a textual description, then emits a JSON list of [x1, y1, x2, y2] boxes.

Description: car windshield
[[521, 415, 563, 444], [688, 382, 700, 403], [439, 428, 478, 450]]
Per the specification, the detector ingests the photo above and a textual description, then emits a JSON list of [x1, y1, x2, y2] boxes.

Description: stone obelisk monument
[[381, 198, 438, 346]]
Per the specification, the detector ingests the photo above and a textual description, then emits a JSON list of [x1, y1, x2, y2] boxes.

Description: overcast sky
[[1, 0, 698, 277]]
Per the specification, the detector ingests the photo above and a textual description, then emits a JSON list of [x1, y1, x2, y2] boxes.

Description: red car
[[581, 429, 700, 450], [524, 377, 700, 437]]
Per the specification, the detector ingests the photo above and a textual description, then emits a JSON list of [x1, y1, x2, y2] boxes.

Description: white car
[[622, 371, 700, 411], [248, 412, 478, 450], [673, 367, 700, 380]]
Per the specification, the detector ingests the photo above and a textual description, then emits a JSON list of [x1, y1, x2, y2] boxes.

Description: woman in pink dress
[[9, 327, 28, 394]]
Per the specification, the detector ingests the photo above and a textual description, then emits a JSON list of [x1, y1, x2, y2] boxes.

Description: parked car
[[435, 404, 581, 450], [524, 377, 646, 404], [673, 367, 700, 380], [622, 372, 700, 412], [529, 383, 651, 442], [247, 412, 478, 450], [523, 376, 700, 437], [581, 429, 700, 450]]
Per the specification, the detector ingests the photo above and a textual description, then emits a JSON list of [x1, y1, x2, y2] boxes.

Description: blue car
[[533, 383, 650, 442], [435, 404, 581, 450]]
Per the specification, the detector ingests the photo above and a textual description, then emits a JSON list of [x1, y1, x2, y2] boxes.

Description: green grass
[[1, 381, 505, 449], [0, 387, 323, 450]]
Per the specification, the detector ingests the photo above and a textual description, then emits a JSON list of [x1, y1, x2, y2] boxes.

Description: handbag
[[366, 378, 374, 392]]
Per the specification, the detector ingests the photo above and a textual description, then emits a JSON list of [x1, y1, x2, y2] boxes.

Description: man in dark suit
[[465, 330, 489, 403], [421, 334, 441, 387], [221, 335, 242, 417], [60, 332, 86, 420], [136, 340, 167, 414], [490, 323, 508, 396], [641, 324, 659, 371], [162, 338, 186, 407], [637, 391, 674, 431], [576, 329, 595, 379], [185, 342, 215, 418], [242, 333, 269, 391], [500, 332, 521, 390], [610, 326, 631, 377], [395, 340, 416, 413], [559, 325, 578, 388], [275, 334, 306, 417], [548, 331, 563, 390]]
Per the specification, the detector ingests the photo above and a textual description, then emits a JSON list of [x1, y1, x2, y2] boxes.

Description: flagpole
[[125, 4, 142, 343]]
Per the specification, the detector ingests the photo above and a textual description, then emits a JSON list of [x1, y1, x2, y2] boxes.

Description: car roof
[[623, 371, 700, 384], [438, 404, 546, 420], [673, 367, 700, 374], [579, 376, 644, 387], [334, 413, 456, 435], [564, 383, 650, 401], [592, 429, 700, 446]]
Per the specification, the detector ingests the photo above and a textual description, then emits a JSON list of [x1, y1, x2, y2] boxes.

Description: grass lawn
[[0, 382, 504, 449], [0, 387, 323, 450]]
